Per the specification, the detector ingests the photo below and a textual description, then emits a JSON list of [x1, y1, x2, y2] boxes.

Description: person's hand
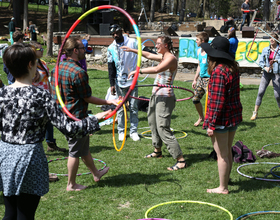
[[192, 80, 197, 89], [207, 128, 214, 137], [108, 96, 122, 106], [264, 67, 270, 72], [120, 46, 132, 52], [94, 109, 112, 121], [111, 86, 116, 95], [128, 71, 136, 79]]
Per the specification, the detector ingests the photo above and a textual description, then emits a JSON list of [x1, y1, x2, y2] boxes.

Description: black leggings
[[3, 193, 41, 220]]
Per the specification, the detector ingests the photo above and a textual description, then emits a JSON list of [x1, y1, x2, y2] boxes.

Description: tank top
[[198, 49, 210, 78], [152, 69, 176, 97]]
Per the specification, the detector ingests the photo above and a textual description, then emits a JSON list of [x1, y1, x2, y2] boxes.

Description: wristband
[[140, 70, 143, 74]]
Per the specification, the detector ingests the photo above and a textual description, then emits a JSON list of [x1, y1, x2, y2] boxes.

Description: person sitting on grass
[[0, 43, 110, 219]]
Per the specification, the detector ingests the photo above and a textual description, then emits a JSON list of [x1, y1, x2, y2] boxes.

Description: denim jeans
[[115, 84, 139, 134], [45, 121, 55, 143], [240, 13, 250, 31]]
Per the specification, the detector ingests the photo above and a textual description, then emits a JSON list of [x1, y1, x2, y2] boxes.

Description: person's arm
[[83, 96, 119, 106], [128, 53, 176, 79], [192, 48, 201, 89], [121, 46, 162, 61], [259, 47, 270, 72]]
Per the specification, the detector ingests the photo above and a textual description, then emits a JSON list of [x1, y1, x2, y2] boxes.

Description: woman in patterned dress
[[122, 35, 187, 171], [0, 44, 109, 219]]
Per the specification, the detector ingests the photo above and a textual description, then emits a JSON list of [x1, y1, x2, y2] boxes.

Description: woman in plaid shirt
[[201, 36, 242, 194]]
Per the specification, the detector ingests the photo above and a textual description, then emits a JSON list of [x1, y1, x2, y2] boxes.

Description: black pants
[[3, 193, 41, 220]]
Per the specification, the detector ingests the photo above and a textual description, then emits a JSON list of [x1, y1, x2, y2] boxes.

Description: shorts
[[66, 135, 89, 158], [192, 77, 209, 103], [214, 125, 238, 133]]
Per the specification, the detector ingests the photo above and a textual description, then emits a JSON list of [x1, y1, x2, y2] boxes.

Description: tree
[[149, 0, 155, 22], [23, 0, 28, 32], [58, 0, 62, 32], [263, 0, 270, 21], [47, 0, 55, 57], [179, 0, 186, 23]]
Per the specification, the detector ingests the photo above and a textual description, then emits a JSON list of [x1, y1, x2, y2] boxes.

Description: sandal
[[167, 160, 187, 171], [144, 151, 162, 158]]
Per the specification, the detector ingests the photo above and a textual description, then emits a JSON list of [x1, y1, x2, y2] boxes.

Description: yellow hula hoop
[[141, 129, 187, 140], [204, 88, 208, 116], [112, 103, 127, 152], [145, 200, 233, 220]]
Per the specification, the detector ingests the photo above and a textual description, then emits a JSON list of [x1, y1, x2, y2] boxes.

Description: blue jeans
[[45, 121, 55, 143], [240, 13, 250, 31], [115, 84, 139, 134]]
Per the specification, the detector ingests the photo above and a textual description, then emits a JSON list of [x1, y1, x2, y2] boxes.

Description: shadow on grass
[[241, 87, 259, 91], [230, 177, 280, 193], [90, 172, 175, 188], [237, 121, 256, 131]]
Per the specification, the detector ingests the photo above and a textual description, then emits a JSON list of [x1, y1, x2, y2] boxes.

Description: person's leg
[[154, 96, 186, 169], [115, 85, 125, 135], [246, 14, 250, 27], [16, 193, 41, 220], [67, 156, 86, 191], [240, 14, 247, 31], [128, 86, 139, 135], [9, 32, 14, 45], [194, 102, 204, 126], [251, 72, 272, 120], [46, 121, 66, 152], [3, 195, 17, 220], [81, 150, 109, 182], [146, 95, 162, 157], [271, 73, 280, 109], [227, 130, 236, 183], [207, 131, 231, 194]]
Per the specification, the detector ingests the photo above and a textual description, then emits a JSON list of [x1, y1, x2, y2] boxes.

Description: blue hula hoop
[[270, 165, 280, 179], [236, 210, 280, 220]]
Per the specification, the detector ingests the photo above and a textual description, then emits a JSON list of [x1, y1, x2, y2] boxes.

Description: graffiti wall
[[179, 37, 270, 68]]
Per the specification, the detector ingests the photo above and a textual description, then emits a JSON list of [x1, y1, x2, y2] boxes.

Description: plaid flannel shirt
[[203, 64, 242, 130], [51, 58, 92, 119]]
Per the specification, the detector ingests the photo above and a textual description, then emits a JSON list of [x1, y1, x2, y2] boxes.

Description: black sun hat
[[201, 36, 235, 61]]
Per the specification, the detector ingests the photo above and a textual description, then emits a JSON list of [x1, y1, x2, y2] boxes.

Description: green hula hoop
[[48, 157, 106, 176], [141, 128, 187, 140], [145, 200, 233, 220]]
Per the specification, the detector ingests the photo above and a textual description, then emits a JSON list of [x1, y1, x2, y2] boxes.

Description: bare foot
[[94, 167, 110, 182], [194, 118, 203, 127], [66, 183, 87, 191], [206, 187, 229, 194]]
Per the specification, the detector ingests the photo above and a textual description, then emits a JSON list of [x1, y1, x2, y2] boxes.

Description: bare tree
[[179, 0, 186, 23], [197, 0, 203, 18], [58, 0, 62, 32], [150, 0, 156, 22], [23, 0, 28, 32], [47, 0, 54, 57], [263, 0, 270, 21]]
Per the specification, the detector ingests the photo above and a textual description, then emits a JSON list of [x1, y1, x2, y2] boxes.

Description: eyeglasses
[[36, 48, 44, 51], [77, 47, 85, 50]]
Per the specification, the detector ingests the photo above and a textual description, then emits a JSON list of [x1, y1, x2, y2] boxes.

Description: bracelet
[[139, 70, 143, 74]]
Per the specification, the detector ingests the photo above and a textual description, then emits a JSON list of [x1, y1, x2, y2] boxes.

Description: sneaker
[[130, 133, 140, 141], [250, 111, 258, 121], [47, 142, 67, 152], [118, 133, 125, 141]]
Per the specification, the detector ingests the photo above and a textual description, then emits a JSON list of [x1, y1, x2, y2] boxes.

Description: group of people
[[1, 19, 280, 218]]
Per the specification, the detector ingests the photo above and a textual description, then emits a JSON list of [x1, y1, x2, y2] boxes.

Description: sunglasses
[[36, 48, 44, 51]]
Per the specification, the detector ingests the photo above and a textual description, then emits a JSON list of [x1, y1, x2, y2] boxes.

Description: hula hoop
[[270, 165, 280, 179], [237, 162, 280, 182], [145, 200, 233, 220], [236, 211, 280, 220], [141, 129, 187, 140], [262, 142, 280, 150], [112, 103, 127, 152], [48, 157, 106, 176], [137, 39, 156, 83], [55, 5, 142, 121], [131, 84, 194, 102]]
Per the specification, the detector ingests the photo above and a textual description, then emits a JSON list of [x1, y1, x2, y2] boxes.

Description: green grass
[[1, 58, 280, 219]]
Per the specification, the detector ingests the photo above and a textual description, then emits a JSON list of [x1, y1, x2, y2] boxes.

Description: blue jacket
[[259, 46, 280, 74]]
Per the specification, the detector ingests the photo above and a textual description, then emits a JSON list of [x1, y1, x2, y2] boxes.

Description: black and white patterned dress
[[0, 86, 100, 196]]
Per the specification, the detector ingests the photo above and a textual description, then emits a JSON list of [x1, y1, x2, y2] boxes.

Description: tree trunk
[[118, 0, 124, 9], [150, 0, 155, 22], [203, 0, 209, 19], [8, 0, 13, 10], [23, 0, 28, 32], [263, 0, 270, 21], [47, 0, 54, 57], [81, 0, 85, 13], [13, 0, 23, 29], [160, 0, 165, 12], [197, 0, 203, 18], [179, 0, 186, 23], [58, 0, 62, 32], [127, 0, 134, 12]]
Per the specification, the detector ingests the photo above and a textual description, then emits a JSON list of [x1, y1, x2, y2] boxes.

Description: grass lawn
[[0, 57, 280, 219]]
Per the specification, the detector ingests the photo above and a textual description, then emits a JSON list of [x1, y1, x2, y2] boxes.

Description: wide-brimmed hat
[[201, 36, 234, 61]]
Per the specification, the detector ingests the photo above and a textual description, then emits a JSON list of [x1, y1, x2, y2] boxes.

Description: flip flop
[[167, 160, 187, 171]]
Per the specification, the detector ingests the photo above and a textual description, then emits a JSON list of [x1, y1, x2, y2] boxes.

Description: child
[[192, 32, 210, 126]]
